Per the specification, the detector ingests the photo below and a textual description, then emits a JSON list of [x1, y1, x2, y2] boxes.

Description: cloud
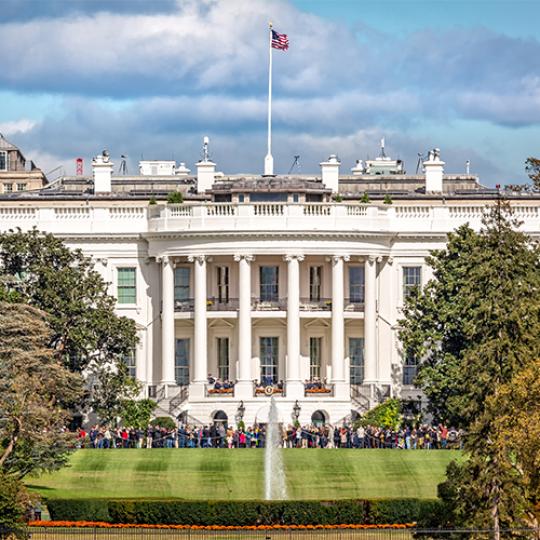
[[0, 119, 37, 135]]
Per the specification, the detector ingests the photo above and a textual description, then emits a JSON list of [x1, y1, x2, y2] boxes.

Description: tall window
[[0, 151, 6, 171], [260, 266, 279, 302], [217, 266, 229, 303], [309, 337, 322, 379], [217, 337, 229, 381], [123, 351, 136, 378], [174, 267, 191, 301], [117, 267, 136, 304], [175, 338, 190, 385], [403, 351, 418, 385], [349, 266, 365, 303], [260, 337, 278, 384], [403, 266, 422, 300], [309, 266, 322, 301], [349, 338, 365, 384]]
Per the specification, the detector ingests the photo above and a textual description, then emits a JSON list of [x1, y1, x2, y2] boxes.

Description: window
[[0, 151, 6, 171], [349, 266, 365, 303], [292, 193, 299, 203], [217, 266, 229, 303], [117, 267, 136, 304], [260, 337, 278, 384], [123, 351, 136, 378], [403, 266, 422, 300], [217, 337, 229, 381], [260, 266, 279, 302], [309, 266, 322, 301], [3, 183, 12, 193], [174, 267, 191, 301], [349, 338, 365, 384], [309, 337, 322, 379], [403, 351, 418, 385], [175, 338, 190, 385], [238, 194, 245, 203], [16, 183, 27, 192]]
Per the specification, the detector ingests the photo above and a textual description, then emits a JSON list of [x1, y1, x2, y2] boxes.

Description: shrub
[[333, 194, 343, 202], [357, 398, 402, 429], [360, 192, 370, 203], [47, 498, 440, 526], [148, 196, 157, 205], [0, 473, 30, 534], [167, 192, 183, 204], [47, 499, 110, 522], [383, 194, 393, 204], [150, 417, 176, 430]]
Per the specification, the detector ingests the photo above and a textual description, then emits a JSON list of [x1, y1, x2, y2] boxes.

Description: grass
[[27, 449, 459, 501]]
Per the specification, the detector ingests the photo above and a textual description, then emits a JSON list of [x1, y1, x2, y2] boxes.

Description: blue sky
[[1, 0, 539, 185]]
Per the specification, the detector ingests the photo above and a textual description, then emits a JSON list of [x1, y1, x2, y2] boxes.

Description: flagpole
[[264, 21, 274, 176]]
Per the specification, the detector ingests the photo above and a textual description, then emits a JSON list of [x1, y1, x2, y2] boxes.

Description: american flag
[[271, 29, 289, 50]]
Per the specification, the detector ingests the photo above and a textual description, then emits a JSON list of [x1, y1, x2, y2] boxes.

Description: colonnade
[[159, 254, 379, 399]]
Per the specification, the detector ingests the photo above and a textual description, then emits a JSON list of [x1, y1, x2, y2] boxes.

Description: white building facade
[[1, 146, 539, 426]]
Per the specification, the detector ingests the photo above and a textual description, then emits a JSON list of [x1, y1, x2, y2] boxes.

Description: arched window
[[311, 410, 326, 426], [213, 410, 228, 425]]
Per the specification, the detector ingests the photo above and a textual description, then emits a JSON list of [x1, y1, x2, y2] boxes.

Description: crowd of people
[[76, 423, 462, 450]]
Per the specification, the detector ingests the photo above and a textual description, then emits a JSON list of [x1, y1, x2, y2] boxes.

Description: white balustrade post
[[284, 254, 304, 398], [364, 256, 377, 384], [161, 256, 176, 387], [234, 254, 254, 399], [189, 255, 208, 398], [331, 255, 349, 398]]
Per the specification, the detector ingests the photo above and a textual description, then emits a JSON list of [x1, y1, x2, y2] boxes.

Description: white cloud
[[0, 119, 37, 135]]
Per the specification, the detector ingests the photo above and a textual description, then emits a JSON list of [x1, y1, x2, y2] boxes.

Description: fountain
[[264, 396, 287, 500]]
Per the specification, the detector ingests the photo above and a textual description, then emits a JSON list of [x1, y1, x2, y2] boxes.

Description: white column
[[284, 254, 304, 398], [234, 254, 254, 398], [331, 255, 349, 398], [364, 255, 377, 384], [189, 255, 208, 397], [161, 256, 175, 385]]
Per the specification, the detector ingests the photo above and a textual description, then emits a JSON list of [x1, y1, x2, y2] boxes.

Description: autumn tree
[[0, 302, 83, 478]]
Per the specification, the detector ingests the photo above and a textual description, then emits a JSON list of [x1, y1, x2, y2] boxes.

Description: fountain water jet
[[264, 396, 287, 500]]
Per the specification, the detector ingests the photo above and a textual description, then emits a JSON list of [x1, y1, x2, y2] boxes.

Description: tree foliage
[[120, 399, 157, 429], [0, 473, 33, 536], [0, 302, 84, 478], [0, 228, 138, 374], [399, 201, 540, 427], [358, 398, 401, 429], [525, 157, 540, 189]]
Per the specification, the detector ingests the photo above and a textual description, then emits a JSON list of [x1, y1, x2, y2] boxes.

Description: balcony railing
[[299, 297, 332, 311], [253, 381, 285, 397], [206, 384, 235, 397], [304, 382, 334, 397], [344, 298, 364, 311], [174, 298, 194, 312], [206, 298, 239, 311], [252, 297, 287, 311]]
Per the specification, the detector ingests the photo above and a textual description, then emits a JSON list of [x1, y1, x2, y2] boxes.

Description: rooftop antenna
[[465, 160, 470, 175], [288, 155, 300, 175], [202, 136, 210, 162], [119, 155, 128, 175], [380, 137, 386, 158]]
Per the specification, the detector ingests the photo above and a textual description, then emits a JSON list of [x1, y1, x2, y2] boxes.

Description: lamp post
[[292, 400, 301, 422], [236, 400, 246, 425]]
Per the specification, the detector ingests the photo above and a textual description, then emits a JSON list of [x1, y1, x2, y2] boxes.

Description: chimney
[[423, 148, 444, 193], [92, 150, 113, 193], [196, 136, 216, 193], [320, 154, 340, 193], [351, 159, 365, 176]]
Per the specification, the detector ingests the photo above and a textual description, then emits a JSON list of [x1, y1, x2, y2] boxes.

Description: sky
[[1, 0, 540, 185]]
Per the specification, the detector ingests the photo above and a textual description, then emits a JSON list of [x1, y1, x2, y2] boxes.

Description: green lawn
[[27, 449, 459, 501]]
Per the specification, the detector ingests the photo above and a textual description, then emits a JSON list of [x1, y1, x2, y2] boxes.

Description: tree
[[525, 157, 540, 189], [0, 473, 33, 537], [357, 398, 401, 430], [0, 229, 138, 416], [120, 399, 157, 430], [0, 302, 83, 479], [399, 200, 540, 427], [400, 200, 540, 536]]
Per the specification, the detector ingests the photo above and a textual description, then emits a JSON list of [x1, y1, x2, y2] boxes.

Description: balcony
[[253, 381, 284, 397], [206, 383, 235, 397], [174, 298, 194, 312], [252, 297, 287, 311], [206, 298, 239, 311], [300, 297, 332, 311], [304, 381, 334, 397], [344, 298, 364, 312]]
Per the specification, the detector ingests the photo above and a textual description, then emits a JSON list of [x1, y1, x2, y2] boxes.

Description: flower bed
[[207, 388, 234, 394], [305, 388, 332, 394], [30, 521, 416, 530]]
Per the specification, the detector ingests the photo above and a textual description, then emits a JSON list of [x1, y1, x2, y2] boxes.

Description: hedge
[[47, 498, 445, 526]]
